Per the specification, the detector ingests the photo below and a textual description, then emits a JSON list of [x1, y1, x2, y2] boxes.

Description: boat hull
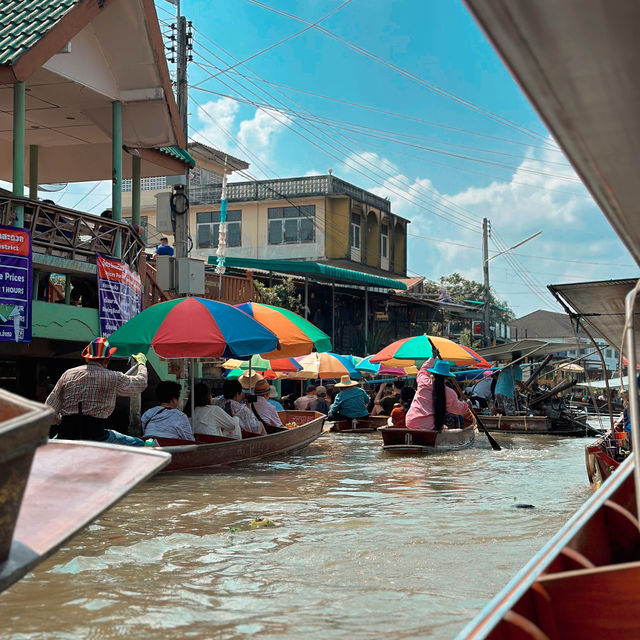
[[330, 417, 382, 432], [160, 411, 325, 472], [480, 413, 591, 436], [585, 432, 625, 483], [380, 426, 476, 454]]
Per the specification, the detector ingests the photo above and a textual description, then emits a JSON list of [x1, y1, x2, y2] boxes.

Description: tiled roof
[[0, 0, 80, 66], [158, 146, 196, 168]]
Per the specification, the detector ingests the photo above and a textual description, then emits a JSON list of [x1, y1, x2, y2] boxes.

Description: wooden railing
[[205, 272, 264, 305], [0, 193, 145, 269]]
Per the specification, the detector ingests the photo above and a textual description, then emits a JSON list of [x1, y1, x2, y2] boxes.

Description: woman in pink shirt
[[405, 358, 469, 431]]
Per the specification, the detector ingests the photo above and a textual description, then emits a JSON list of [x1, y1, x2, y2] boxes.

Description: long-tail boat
[[329, 415, 388, 432], [155, 410, 325, 472], [0, 389, 170, 592], [480, 412, 596, 437], [380, 424, 476, 453]]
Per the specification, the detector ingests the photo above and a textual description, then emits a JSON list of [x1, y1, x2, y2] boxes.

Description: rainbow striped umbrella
[[235, 302, 331, 359], [108, 297, 278, 359], [370, 335, 490, 368], [222, 354, 302, 373], [295, 352, 362, 379], [356, 355, 419, 377]]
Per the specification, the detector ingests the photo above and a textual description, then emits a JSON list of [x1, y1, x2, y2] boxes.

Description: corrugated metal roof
[[158, 146, 196, 168], [0, 0, 79, 66], [207, 256, 407, 290]]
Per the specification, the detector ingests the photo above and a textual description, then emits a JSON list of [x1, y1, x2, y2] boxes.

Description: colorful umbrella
[[108, 297, 278, 358], [226, 368, 277, 381], [222, 354, 302, 373], [295, 352, 362, 379], [370, 335, 490, 368], [356, 355, 419, 377], [235, 302, 332, 359]]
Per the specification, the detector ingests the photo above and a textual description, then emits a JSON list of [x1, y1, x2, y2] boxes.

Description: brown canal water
[[1, 431, 594, 639]]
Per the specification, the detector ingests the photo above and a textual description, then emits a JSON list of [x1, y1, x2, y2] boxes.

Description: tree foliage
[[254, 278, 304, 315], [423, 272, 515, 323]]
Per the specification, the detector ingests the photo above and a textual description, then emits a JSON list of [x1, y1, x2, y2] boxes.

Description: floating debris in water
[[250, 517, 276, 528], [513, 504, 535, 509]]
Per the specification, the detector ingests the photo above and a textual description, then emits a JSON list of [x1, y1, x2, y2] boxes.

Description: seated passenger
[[309, 385, 330, 415], [142, 381, 194, 441], [188, 382, 241, 439], [405, 359, 468, 431], [268, 385, 284, 411], [213, 379, 266, 435], [389, 386, 416, 428], [327, 376, 370, 422], [245, 377, 283, 428]]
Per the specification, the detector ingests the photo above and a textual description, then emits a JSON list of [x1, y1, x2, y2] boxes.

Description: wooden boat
[[480, 413, 597, 437], [457, 453, 640, 639], [585, 431, 627, 484], [157, 410, 325, 472], [329, 415, 387, 432], [380, 425, 476, 454], [0, 389, 170, 592]]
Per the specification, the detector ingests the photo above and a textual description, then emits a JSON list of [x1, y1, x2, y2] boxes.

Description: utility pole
[[174, 5, 190, 259], [482, 217, 491, 347]]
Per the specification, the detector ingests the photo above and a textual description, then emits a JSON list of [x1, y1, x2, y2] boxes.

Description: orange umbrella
[[235, 302, 331, 359]]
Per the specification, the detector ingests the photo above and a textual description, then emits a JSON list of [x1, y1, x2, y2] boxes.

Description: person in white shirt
[[188, 382, 241, 439], [294, 384, 317, 410], [246, 377, 283, 428], [470, 371, 498, 409]]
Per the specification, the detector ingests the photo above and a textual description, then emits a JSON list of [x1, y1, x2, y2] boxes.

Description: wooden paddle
[[426, 337, 502, 452]]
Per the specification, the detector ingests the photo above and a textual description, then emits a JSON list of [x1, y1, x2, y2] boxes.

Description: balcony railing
[[190, 175, 392, 213], [0, 194, 145, 269]]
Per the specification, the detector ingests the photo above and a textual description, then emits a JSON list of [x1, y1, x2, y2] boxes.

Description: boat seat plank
[[153, 437, 197, 446], [241, 430, 261, 438], [557, 547, 595, 570], [502, 611, 551, 640]]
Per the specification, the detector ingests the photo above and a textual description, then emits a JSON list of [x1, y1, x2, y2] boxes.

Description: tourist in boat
[[187, 382, 241, 439], [309, 385, 330, 414], [390, 386, 416, 427], [494, 351, 524, 415], [327, 376, 370, 421], [373, 378, 405, 415], [268, 385, 284, 411], [405, 359, 469, 431], [470, 370, 498, 409], [46, 337, 148, 446], [213, 379, 267, 435], [295, 384, 317, 410], [142, 381, 195, 441], [246, 378, 283, 428]]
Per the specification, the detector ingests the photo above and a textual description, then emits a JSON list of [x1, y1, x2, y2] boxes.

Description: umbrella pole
[[249, 360, 253, 393], [191, 358, 195, 419]]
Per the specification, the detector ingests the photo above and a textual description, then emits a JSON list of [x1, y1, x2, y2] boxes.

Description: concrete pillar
[[13, 81, 25, 227], [29, 145, 38, 200], [112, 100, 122, 257]]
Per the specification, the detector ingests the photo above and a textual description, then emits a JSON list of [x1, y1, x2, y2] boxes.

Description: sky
[[31, 0, 640, 317]]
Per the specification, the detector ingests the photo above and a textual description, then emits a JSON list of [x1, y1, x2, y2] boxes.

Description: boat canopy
[[477, 339, 589, 361], [574, 376, 629, 390], [549, 278, 640, 358]]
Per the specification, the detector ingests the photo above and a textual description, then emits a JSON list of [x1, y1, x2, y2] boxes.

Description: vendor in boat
[[187, 382, 241, 439], [405, 359, 468, 431], [142, 381, 195, 441], [245, 377, 283, 428], [46, 337, 148, 446], [494, 351, 524, 415], [213, 379, 267, 435], [390, 386, 416, 427], [470, 371, 499, 409], [327, 376, 370, 422], [373, 378, 405, 415]]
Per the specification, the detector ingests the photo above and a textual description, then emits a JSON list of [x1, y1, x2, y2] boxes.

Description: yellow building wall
[[325, 196, 350, 259]]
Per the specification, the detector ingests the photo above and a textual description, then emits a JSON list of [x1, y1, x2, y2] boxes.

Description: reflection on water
[[1, 431, 593, 639]]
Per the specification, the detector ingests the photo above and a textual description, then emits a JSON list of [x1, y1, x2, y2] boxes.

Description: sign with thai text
[[96, 254, 142, 336], [0, 225, 32, 343]]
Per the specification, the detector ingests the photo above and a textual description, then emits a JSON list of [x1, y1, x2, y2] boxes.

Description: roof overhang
[[206, 256, 407, 290], [0, 0, 185, 182], [465, 0, 640, 266], [548, 278, 640, 358], [477, 339, 591, 361]]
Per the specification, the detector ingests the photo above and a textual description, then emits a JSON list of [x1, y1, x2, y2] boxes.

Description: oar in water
[[426, 337, 502, 452]]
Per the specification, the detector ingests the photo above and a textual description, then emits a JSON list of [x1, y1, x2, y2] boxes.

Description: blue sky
[[40, 0, 640, 316]]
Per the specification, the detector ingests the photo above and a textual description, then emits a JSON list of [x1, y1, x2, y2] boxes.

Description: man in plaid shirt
[[47, 337, 148, 446]]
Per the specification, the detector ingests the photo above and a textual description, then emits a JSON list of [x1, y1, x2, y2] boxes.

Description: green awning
[[207, 257, 407, 290], [158, 146, 196, 168]]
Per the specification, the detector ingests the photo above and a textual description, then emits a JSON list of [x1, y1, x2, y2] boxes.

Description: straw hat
[[238, 370, 263, 390], [334, 375, 359, 388], [82, 337, 117, 360]]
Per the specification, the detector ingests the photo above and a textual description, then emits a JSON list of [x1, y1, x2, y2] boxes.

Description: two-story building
[[124, 173, 409, 278]]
